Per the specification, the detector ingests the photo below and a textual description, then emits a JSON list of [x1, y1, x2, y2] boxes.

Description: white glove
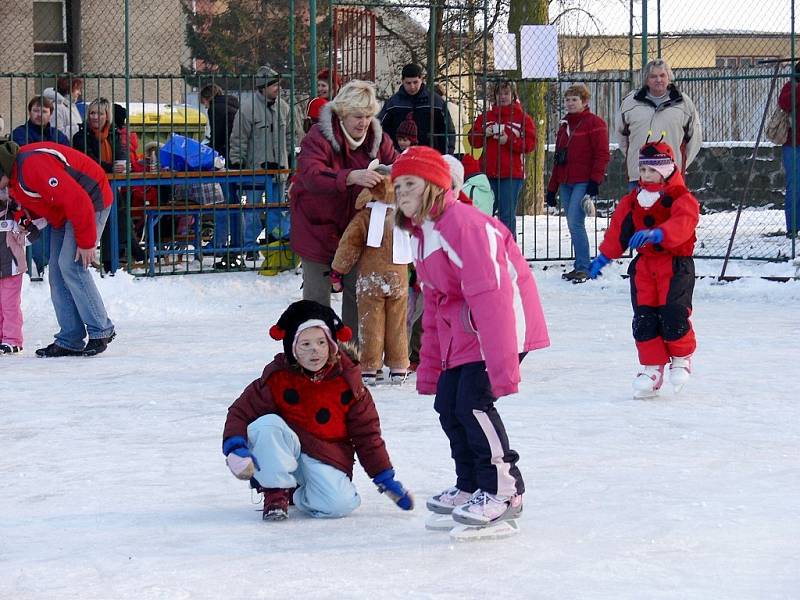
[[226, 453, 256, 480]]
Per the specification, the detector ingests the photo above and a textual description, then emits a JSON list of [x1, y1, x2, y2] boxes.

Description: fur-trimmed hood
[[316, 102, 384, 158]]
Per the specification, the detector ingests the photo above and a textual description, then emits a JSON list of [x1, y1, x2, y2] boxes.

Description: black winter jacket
[[378, 84, 455, 154], [208, 94, 240, 160]]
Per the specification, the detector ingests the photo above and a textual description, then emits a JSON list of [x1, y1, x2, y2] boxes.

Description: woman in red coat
[[468, 80, 536, 240], [289, 80, 398, 343], [546, 84, 610, 282]]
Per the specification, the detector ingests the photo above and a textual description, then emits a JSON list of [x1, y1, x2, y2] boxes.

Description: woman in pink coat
[[392, 146, 550, 529]]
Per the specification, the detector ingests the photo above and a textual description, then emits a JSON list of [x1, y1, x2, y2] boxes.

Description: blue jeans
[[247, 414, 361, 518], [28, 226, 50, 273], [213, 184, 243, 249], [48, 207, 115, 351], [782, 145, 800, 233], [489, 178, 524, 240], [559, 182, 591, 272]]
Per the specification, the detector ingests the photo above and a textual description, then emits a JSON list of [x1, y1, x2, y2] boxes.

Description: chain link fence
[[0, 0, 798, 277]]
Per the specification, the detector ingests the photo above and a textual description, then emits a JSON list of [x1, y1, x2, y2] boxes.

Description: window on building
[[33, 0, 69, 74]]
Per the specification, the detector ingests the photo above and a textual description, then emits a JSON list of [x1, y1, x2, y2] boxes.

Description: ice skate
[[388, 370, 408, 385], [260, 487, 292, 521], [632, 365, 664, 399], [449, 490, 522, 541], [361, 372, 377, 387], [669, 356, 692, 392], [425, 486, 472, 530]]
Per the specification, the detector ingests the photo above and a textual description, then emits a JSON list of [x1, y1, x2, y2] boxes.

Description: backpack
[[765, 106, 790, 145]]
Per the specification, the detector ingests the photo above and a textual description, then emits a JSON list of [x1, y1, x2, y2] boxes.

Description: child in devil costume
[[589, 139, 700, 398], [222, 300, 413, 520], [330, 171, 412, 385]]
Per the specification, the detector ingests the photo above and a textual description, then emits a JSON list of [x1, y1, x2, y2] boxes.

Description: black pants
[[434, 361, 524, 497]]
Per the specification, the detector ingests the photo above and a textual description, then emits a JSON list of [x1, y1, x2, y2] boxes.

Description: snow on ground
[[2, 266, 799, 599]]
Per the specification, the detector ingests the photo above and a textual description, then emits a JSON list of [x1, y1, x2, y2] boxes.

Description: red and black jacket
[[599, 170, 700, 260]]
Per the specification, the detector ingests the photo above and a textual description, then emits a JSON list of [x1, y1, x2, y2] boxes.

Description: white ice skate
[[425, 486, 472, 531], [632, 365, 664, 399], [449, 490, 522, 541], [669, 356, 692, 392]]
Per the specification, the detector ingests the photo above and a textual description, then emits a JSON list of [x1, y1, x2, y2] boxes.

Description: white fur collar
[[317, 103, 383, 158]]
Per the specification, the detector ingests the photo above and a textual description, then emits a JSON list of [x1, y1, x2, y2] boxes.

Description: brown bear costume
[[331, 176, 410, 377]]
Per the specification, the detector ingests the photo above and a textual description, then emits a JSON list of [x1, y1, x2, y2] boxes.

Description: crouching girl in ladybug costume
[[589, 139, 700, 398], [392, 146, 549, 528], [222, 300, 413, 520]]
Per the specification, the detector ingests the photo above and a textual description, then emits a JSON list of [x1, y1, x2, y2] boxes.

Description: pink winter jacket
[[410, 194, 550, 397]]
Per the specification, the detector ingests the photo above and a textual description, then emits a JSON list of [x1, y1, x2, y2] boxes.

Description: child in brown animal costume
[[330, 171, 412, 385]]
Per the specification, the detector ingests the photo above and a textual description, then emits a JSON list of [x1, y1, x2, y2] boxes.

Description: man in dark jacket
[[12, 96, 71, 147], [200, 83, 243, 267], [378, 63, 454, 154]]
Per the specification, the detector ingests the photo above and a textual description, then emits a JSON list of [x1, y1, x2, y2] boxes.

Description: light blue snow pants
[[247, 414, 361, 518]]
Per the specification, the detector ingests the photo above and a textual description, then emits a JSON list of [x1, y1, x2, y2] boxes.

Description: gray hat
[[255, 65, 280, 88]]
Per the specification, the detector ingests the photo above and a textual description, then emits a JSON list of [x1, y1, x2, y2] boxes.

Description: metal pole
[[656, 0, 661, 58], [427, 3, 437, 148], [309, 0, 317, 97], [641, 0, 648, 70]]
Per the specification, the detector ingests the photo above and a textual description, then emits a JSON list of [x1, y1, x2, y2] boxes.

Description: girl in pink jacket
[[392, 146, 550, 529]]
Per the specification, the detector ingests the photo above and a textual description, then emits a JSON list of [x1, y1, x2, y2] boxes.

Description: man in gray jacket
[[228, 65, 295, 260], [616, 58, 702, 189]]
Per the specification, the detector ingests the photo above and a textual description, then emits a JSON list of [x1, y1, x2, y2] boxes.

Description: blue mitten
[[589, 253, 611, 279], [222, 436, 260, 479], [628, 228, 664, 249], [373, 469, 414, 511]]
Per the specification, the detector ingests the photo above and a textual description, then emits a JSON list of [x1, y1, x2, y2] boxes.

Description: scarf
[[637, 181, 664, 208], [366, 202, 413, 264], [95, 124, 112, 164], [340, 124, 366, 151]]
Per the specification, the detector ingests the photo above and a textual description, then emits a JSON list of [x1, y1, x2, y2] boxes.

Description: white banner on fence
[[493, 33, 518, 71], [520, 25, 558, 79]]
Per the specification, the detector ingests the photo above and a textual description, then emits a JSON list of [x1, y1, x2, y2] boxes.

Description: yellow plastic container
[[125, 103, 208, 152]]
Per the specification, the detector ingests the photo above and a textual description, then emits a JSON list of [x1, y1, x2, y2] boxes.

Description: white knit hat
[[442, 154, 464, 192]]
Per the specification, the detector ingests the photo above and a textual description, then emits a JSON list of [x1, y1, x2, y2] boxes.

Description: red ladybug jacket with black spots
[[598, 170, 700, 260], [223, 350, 392, 479]]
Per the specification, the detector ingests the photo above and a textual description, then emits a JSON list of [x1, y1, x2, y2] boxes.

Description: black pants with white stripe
[[434, 360, 524, 498]]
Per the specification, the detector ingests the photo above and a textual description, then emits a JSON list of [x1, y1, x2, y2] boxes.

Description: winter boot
[[35, 343, 84, 358], [0, 343, 22, 354], [633, 365, 665, 398], [261, 487, 292, 521], [451, 490, 523, 526], [669, 356, 692, 391], [562, 269, 589, 283], [426, 486, 474, 514]]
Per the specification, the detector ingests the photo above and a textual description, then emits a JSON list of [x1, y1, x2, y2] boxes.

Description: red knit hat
[[396, 113, 418, 144], [639, 140, 676, 180], [391, 145, 451, 191], [461, 154, 481, 179], [316, 68, 342, 88]]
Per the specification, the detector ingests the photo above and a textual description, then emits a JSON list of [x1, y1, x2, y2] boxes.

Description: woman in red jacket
[[546, 84, 610, 282], [468, 80, 536, 240], [778, 62, 800, 237], [289, 80, 397, 343]]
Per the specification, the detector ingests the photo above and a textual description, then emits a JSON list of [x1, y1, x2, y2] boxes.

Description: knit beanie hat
[[269, 300, 352, 364], [391, 145, 451, 190], [442, 154, 464, 191], [396, 113, 418, 144], [255, 64, 280, 88], [639, 140, 676, 180], [461, 154, 481, 179], [0, 141, 20, 178]]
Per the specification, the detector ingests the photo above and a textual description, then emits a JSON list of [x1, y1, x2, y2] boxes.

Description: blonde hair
[[87, 97, 112, 128], [395, 182, 447, 229], [330, 80, 380, 118]]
